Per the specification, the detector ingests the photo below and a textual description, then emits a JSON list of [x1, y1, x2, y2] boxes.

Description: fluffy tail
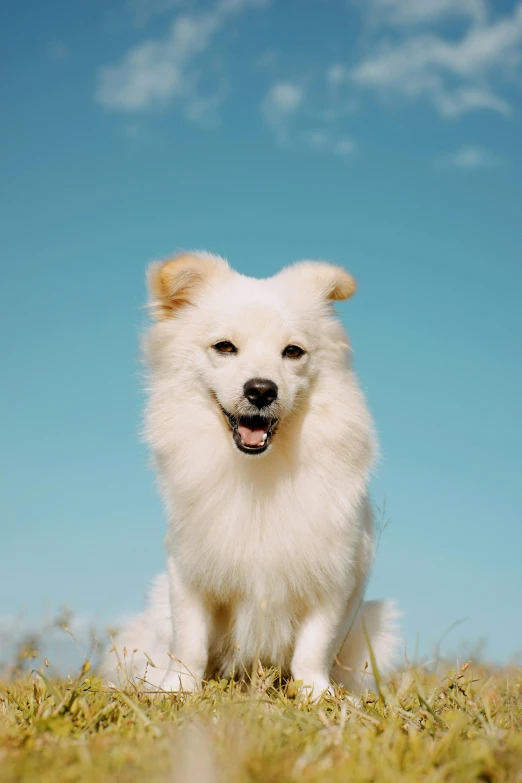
[[330, 600, 401, 694], [100, 572, 174, 690]]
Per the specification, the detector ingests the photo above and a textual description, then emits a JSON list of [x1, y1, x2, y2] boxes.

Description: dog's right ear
[[283, 261, 356, 303], [147, 252, 229, 319]]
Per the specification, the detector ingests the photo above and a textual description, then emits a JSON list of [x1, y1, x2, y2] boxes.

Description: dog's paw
[[157, 669, 200, 695], [295, 675, 333, 703]]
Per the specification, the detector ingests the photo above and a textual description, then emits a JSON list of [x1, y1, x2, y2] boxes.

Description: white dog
[[103, 252, 399, 697]]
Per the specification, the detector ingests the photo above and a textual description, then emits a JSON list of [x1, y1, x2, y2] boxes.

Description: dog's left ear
[[147, 252, 229, 319], [287, 261, 356, 302]]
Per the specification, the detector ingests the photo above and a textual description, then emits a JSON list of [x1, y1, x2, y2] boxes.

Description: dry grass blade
[[0, 661, 520, 782]]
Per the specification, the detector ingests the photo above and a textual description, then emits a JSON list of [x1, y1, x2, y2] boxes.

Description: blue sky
[[1, 0, 521, 669]]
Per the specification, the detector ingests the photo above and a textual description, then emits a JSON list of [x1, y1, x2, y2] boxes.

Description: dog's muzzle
[[221, 408, 278, 455]]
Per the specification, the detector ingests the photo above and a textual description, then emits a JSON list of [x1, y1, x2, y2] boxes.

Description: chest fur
[[165, 464, 364, 606]]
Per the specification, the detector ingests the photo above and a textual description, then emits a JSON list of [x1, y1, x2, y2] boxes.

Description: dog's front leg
[[161, 556, 210, 693], [291, 600, 345, 699]]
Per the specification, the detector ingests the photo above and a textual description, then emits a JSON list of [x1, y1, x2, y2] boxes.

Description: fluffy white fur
[[103, 252, 399, 697]]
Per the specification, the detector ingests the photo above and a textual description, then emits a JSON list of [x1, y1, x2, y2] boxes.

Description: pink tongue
[[238, 423, 268, 447]]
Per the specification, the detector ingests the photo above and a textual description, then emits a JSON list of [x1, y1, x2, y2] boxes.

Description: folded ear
[[147, 252, 229, 319], [286, 261, 356, 302]]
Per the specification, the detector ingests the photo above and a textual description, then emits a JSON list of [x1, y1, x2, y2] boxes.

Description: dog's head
[[147, 252, 356, 457]]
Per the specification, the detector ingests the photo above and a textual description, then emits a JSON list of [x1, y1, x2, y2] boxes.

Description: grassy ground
[[1, 659, 521, 782]]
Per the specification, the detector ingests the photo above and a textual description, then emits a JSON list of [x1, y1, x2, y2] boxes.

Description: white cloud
[[184, 79, 229, 125], [322, 101, 359, 122], [120, 122, 165, 145], [46, 40, 68, 60], [127, 0, 270, 27], [122, 122, 143, 140], [96, 14, 217, 111], [334, 136, 357, 156], [257, 48, 279, 69], [442, 145, 500, 169], [262, 72, 358, 154], [324, 65, 359, 121], [261, 82, 304, 142], [95, 0, 270, 119], [220, 0, 272, 12], [434, 86, 511, 117], [127, 0, 185, 28], [349, 3, 522, 117], [263, 82, 303, 115], [356, 0, 488, 27], [327, 63, 350, 86], [304, 129, 329, 149], [302, 130, 357, 158]]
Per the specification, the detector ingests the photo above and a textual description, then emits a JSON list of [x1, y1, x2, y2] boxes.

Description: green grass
[[1, 659, 521, 782]]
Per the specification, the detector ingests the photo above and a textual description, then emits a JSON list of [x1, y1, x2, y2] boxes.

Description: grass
[[1, 657, 521, 782]]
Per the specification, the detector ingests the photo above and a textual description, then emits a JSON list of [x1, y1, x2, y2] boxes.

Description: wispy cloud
[[95, 14, 219, 112], [46, 40, 68, 60], [120, 122, 165, 145], [303, 129, 329, 150], [126, 0, 185, 28], [347, 1, 522, 118], [125, 0, 186, 28], [333, 137, 357, 157], [261, 82, 304, 143], [441, 145, 501, 169], [326, 63, 350, 87], [183, 81, 229, 126], [354, 0, 488, 28], [95, 0, 270, 121], [303, 130, 357, 158], [122, 122, 143, 140], [96, 0, 521, 158], [257, 48, 279, 69]]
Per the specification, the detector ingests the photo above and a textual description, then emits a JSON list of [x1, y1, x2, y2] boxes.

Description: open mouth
[[221, 409, 278, 455]]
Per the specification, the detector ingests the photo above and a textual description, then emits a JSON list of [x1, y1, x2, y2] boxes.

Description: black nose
[[243, 378, 278, 409]]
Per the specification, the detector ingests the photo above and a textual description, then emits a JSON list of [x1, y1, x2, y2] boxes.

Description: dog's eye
[[213, 341, 238, 355], [282, 345, 305, 359]]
